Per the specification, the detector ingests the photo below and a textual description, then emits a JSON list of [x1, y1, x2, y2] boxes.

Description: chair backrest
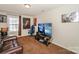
[[31, 25, 35, 32], [0, 36, 18, 52], [28, 25, 35, 35]]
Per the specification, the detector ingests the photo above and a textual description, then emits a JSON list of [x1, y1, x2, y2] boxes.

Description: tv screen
[[38, 23, 52, 37], [38, 24, 44, 34], [44, 23, 52, 37]]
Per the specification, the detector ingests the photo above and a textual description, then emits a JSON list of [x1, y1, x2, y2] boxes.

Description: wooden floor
[[17, 36, 75, 54]]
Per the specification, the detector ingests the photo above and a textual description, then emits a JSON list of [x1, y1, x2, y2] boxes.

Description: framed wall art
[[33, 18, 37, 26], [0, 15, 7, 23], [62, 11, 79, 23], [23, 18, 30, 29]]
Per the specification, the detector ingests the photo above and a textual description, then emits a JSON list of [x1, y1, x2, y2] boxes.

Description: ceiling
[[0, 4, 61, 16], [0, 4, 78, 16]]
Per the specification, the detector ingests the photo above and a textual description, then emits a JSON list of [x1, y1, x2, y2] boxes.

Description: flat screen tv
[[38, 24, 44, 34], [44, 23, 52, 37], [38, 23, 52, 37]]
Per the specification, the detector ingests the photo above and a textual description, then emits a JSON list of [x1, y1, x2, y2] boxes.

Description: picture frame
[[62, 11, 79, 23], [33, 18, 37, 26], [23, 18, 30, 29], [0, 15, 7, 23]]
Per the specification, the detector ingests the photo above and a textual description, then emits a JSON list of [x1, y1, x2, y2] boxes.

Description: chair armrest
[[3, 38, 16, 42], [1, 46, 23, 54], [3, 36, 17, 42]]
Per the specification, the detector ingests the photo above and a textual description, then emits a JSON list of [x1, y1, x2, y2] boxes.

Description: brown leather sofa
[[0, 36, 23, 54]]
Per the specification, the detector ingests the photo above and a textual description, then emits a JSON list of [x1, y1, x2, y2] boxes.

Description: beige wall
[[37, 5, 79, 53]]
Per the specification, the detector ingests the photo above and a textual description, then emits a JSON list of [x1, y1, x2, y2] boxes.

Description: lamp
[[24, 4, 31, 8], [0, 23, 7, 28], [0, 23, 8, 37]]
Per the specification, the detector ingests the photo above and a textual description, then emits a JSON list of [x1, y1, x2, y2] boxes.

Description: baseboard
[[67, 47, 79, 54], [52, 41, 79, 54]]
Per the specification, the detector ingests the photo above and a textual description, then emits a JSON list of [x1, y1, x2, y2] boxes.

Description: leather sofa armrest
[[3, 36, 17, 42], [1, 46, 23, 54]]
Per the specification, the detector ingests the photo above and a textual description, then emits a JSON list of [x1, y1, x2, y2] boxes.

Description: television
[[38, 24, 44, 34], [44, 23, 52, 37], [38, 23, 52, 37]]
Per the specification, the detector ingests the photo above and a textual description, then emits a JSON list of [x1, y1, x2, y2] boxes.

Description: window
[[8, 16, 19, 32]]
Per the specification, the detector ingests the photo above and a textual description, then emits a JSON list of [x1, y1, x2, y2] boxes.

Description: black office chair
[[28, 25, 35, 36]]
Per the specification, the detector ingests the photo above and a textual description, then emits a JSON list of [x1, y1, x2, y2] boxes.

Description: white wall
[[21, 16, 38, 36], [21, 15, 34, 36], [37, 5, 79, 53]]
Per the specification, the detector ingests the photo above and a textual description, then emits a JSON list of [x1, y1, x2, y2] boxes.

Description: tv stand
[[35, 32, 51, 46]]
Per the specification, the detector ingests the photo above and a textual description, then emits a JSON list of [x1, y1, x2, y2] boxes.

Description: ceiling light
[[24, 4, 31, 8]]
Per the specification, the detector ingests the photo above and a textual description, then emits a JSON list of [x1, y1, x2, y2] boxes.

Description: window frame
[[8, 15, 19, 32]]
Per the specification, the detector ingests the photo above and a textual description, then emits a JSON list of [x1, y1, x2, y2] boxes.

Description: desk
[[35, 32, 51, 46]]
